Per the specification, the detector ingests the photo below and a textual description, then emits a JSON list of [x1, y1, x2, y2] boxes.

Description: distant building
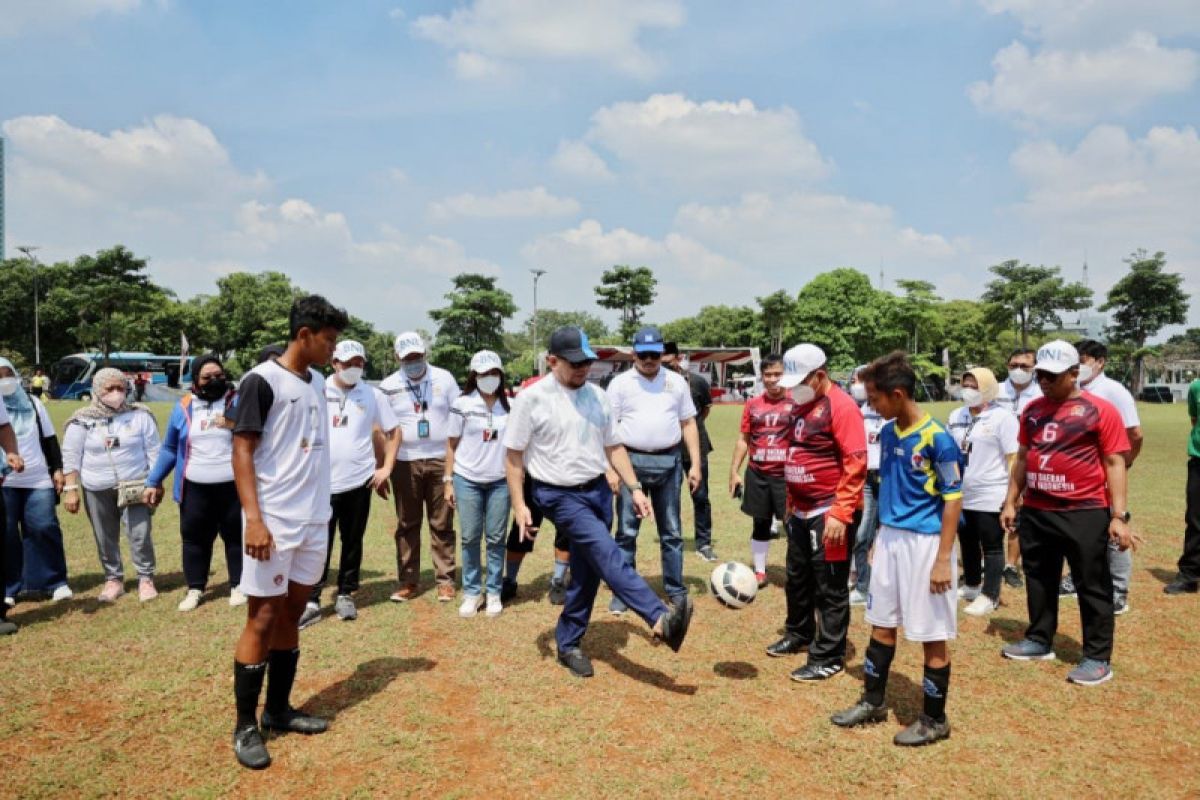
[[1057, 312, 1108, 341]]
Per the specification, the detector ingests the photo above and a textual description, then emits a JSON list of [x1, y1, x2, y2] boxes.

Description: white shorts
[[239, 513, 329, 598], [864, 524, 957, 642]]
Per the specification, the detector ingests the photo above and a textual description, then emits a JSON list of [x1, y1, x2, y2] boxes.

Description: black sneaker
[[1113, 595, 1130, 616], [831, 699, 887, 728], [655, 596, 694, 653], [1059, 575, 1077, 598], [765, 634, 808, 657], [697, 545, 718, 562], [790, 662, 843, 682], [1164, 577, 1199, 595], [893, 713, 951, 746], [557, 647, 594, 678], [548, 578, 567, 606], [500, 579, 518, 602], [1002, 565, 1023, 589], [260, 707, 329, 735], [233, 725, 271, 770]]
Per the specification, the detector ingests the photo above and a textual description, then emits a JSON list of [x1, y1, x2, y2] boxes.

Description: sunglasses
[[1034, 370, 1066, 383], [567, 358, 595, 369], [635, 351, 662, 361]]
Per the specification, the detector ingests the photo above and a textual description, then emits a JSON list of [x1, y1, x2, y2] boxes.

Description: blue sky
[[2, 0, 1198, 336]]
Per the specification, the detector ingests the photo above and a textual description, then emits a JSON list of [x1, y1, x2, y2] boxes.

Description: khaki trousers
[[392, 458, 456, 586]]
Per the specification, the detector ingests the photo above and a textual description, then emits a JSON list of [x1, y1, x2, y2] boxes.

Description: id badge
[[482, 428, 495, 443], [104, 435, 121, 449], [199, 418, 212, 432], [417, 419, 431, 439], [332, 414, 348, 428]]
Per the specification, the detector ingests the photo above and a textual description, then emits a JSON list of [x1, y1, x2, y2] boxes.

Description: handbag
[[105, 431, 147, 509]]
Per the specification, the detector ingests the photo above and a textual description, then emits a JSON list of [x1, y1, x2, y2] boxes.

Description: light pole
[[530, 269, 547, 375], [17, 245, 41, 366]]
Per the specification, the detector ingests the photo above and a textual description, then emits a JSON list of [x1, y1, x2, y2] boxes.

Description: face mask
[[791, 384, 816, 406], [403, 360, 427, 380], [1077, 363, 1093, 383], [1008, 368, 1032, 386], [476, 375, 501, 395], [850, 383, 867, 403], [196, 379, 228, 401], [339, 366, 363, 386], [0, 378, 19, 397], [961, 388, 983, 408], [101, 389, 127, 410]]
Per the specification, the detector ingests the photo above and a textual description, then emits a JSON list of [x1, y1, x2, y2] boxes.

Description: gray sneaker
[[1113, 595, 1129, 616], [1059, 575, 1077, 598], [893, 714, 951, 746], [297, 602, 322, 630], [1002, 638, 1056, 661], [1067, 659, 1112, 686], [697, 545, 718, 562], [609, 596, 627, 616], [335, 594, 357, 621]]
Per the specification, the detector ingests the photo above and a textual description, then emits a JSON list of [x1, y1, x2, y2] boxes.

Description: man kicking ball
[[229, 295, 348, 769]]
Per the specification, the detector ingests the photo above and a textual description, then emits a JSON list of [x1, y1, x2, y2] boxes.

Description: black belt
[[531, 475, 608, 492], [625, 446, 679, 456]]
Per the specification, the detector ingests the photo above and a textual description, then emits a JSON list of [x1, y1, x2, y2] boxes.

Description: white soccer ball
[[710, 561, 758, 609]]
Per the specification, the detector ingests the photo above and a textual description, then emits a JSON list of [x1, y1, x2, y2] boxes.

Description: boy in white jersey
[[228, 295, 348, 770]]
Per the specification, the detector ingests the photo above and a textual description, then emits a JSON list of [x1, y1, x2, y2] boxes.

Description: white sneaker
[[958, 584, 981, 602], [51, 585, 74, 602], [177, 589, 203, 612], [485, 593, 503, 617], [849, 588, 868, 606], [3, 596, 13, 608], [964, 595, 999, 617], [459, 594, 483, 618], [229, 587, 248, 607]]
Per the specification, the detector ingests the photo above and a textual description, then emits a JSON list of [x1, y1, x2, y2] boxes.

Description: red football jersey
[[740, 392, 798, 477], [1019, 394, 1130, 511]]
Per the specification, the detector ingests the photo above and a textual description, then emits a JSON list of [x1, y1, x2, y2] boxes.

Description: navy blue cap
[[548, 326, 598, 362], [632, 326, 664, 353]]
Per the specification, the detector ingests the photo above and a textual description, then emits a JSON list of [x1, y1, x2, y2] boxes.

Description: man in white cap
[[300, 340, 400, 628], [379, 332, 461, 602], [1000, 339, 1132, 687]]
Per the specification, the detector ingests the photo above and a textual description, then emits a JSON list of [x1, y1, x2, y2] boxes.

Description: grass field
[[1, 400, 1198, 798]]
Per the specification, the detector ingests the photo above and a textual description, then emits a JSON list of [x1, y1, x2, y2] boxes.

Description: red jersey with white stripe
[[784, 386, 868, 520], [740, 392, 799, 477], [1019, 393, 1130, 511]]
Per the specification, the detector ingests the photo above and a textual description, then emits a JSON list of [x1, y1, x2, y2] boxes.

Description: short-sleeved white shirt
[[996, 379, 1042, 415], [1082, 373, 1140, 428], [504, 376, 620, 486], [448, 391, 509, 484], [186, 397, 235, 485], [63, 410, 161, 491], [379, 365, 461, 462], [606, 367, 696, 451], [861, 402, 886, 471], [325, 377, 399, 494], [947, 403, 1019, 512], [3, 398, 55, 490]]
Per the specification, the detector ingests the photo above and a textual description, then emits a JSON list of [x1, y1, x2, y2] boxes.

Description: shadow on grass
[[1147, 567, 1176, 586], [305, 656, 436, 721], [713, 661, 759, 680], [846, 662, 923, 725], [985, 615, 1083, 662], [355, 569, 440, 608], [9, 570, 189, 626], [535, 621, 699, 695]]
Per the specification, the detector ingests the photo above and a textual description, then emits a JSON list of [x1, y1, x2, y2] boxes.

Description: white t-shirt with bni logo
[[186, 397, 235, 485], [232, 359, 331, 526], [378, 365, 461, 462], [325, 377, 399, 494], [62, 410, 162, 491], [947, 403, 1019, 512], [504, 375, 620, 487], [606, 367, 697, 452], [448, 391, 509, 484]]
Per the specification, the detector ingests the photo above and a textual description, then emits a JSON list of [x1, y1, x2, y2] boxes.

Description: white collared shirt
[[1082, 373, 1140, 428], [379, 365, 461, 462], [606, 367, 696, 451], [449, 391, 509, 484], [504, 375, 620, 486], [997, 378, 1042, 415], [326, 377, 399, 493]]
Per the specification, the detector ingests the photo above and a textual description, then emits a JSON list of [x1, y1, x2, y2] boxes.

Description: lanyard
[[407, 378, 430, 417]]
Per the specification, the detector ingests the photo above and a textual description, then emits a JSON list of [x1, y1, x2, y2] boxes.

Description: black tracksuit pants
[[784, 512, 857, 665], [180, 480, 242, 591], [1178, 457, 1200, 582], [312, 483, 373, 602]]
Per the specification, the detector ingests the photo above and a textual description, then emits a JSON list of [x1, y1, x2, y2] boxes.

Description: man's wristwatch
[[442, 476, 454, 484], [1116, 510, 1131, 523], [627, 481, 644, 492]]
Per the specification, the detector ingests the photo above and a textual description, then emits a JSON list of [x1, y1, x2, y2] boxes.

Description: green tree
[[981, 260, 1092, 350], [757, 290, 796, 355], [660, 305, 762, 349], [429, 273, 517, 380], [1100, 249, 1190, 391], [202, 271, 301, 373], [893, 279, 942, 356], [594, 265, 657, 341], [0, 256, 83, 367], [522, 309, 610, 349], [935, 299, 1006, 374], [791, 268, 905, 369]]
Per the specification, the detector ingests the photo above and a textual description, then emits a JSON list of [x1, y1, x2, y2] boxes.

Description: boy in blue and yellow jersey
[[831, 352, 963, 747]]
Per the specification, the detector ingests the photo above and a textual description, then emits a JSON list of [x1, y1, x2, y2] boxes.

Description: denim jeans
[[454, 475, 510, 597], [4, 487, 70, 596], [853, 473, 880, 593], [615, 451, 685, 602]]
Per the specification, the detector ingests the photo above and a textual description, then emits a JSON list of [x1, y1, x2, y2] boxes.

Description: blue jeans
[[853, 473, 880, 593], [4, 487, 70, 596], [454, 475, 510, 597], [532, 477, 668, 652], [616, 451, 685, 602]]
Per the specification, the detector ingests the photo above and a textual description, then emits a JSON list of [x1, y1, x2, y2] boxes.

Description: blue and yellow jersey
[[878, 413, 963, 535]]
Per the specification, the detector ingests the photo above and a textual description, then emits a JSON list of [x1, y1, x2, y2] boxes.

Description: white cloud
[[0, 0, 147, 37], [969, 34, 1198, 127], [583, 93, 831, 194], [550, 139, 614, 181], [980, 0, 1200, 47], [453, 51, 505, 80], [428, 186, 581, 220], [410, 0, 684, 78]]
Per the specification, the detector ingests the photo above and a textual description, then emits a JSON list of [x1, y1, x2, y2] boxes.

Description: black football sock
[[862, 638, 896, 707], [265, 648, 300, 715], [922, 663, 951, 723], [234, 660, 267, 729]]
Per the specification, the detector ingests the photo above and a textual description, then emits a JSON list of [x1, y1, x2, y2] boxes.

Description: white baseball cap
[[333, 340, 366, 363], [1034, 339, 1079, 374], [778, 343, 827, 388], [469, 350, 503, 374], [394, 331, 426, 359]]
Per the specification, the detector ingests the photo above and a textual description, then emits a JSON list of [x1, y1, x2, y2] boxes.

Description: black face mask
[[196, 379, 227, 401]]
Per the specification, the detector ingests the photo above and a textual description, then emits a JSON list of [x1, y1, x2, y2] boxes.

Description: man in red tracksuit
[[770, 343, 867, 681]]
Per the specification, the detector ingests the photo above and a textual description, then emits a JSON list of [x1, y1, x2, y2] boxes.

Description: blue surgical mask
[[403, 360, 427, 380]]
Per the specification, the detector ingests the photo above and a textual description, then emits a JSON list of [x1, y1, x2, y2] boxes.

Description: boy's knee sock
[[234, 660, 267, 728], [922, 663, 951, 722], [862, 638, 896, 707], [265, 648, 300, 714]]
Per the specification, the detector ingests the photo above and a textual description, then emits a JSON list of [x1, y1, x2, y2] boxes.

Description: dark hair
[[1007, 348, 1036, 361], [761, 354, 784, 370], [1076, 339, 1107, 360], [861, 351, 917, 398], [289, 294, 349, 340], [257, 343, 286, 364], [663, 342, 680, 357], [463, 370, 511, 412], [191, 353, 224, 378]]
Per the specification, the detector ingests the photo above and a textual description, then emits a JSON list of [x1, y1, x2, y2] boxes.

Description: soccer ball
[[710, 561, 758, 609]]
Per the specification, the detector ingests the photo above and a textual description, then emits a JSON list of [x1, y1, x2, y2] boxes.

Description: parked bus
[[49, 352, 192, 400]]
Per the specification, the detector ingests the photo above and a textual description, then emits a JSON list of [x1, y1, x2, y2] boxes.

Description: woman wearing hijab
[[0, 357, 72, 605], [146, 354, 244, 611], [62, 368, 162, 602], [946, 367, 1020, 617]]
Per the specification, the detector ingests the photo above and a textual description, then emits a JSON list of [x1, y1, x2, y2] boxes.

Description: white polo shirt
[[947, 403, 1019, 512], [379, 365, 461, 462], [62, 409, 162, 491], [326, 376, 399, 494], [997, 379, 1042, 415], [1082, 373, 1140, 428], [186, 396, 235, 485], [2, 398, 55, 490], [861, 402, 885, 471], [448, 391, 509, 484], [504, 375, 620, 487], [606, 367, 697, 452]]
